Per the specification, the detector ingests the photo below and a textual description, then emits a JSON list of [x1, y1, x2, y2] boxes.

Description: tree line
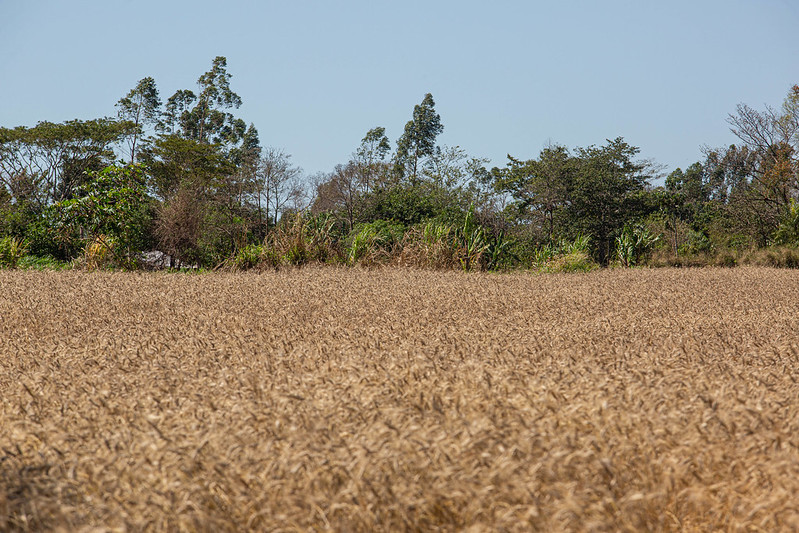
[[1, 56, 798, 270]]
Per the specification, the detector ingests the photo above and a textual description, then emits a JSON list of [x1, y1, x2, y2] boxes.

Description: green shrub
[[298, 213, 341, 263], [0, 236, 29, 268], [615, 224, 660, 267], [458, 210, 490, 271], [397, 222, 456, 269], [233, 244, 264, 270], [229, 212, 343, 270], [84, 234, 118, 270], [772, 199, 799, 246], [347, 224, 380, 265], [483, 230, 514, 271], [714, 251, 738, 268], [16, 255, 71, 271], [396, 210, 492, 271], [545, 251, 600, 273], [346, 220, 404, 266], [284, 242, 309, 265], [26, 210, 81, 260], [531, 234, 599, 273], [680, 230, 713, 255], [361, 182, 440, 226]]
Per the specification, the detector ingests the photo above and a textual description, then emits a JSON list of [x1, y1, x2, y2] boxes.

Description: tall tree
[[257, 148, 303, 227], [162, 56, 246, 147], [658, 162, 715, 255], [664, 162, 713, 220], [227, 124, 262, 212], [711, 84, 799, 245], [314, 162, 361, 232], [141, 58, 258, 263], [570, 138, 651, 263], [0, 119, 137, 208], [116, 77, 162, 162], [162, 89, 196, 136], [140, 134, 234, 265], [727, 84, 799, 204], [141, 135, 231, 202], [203, 123, 262, 249], [493, 145, 577, 245], [728, 86, 799, 163], [353, 127, 391, 193], [394, 93, 444, 184]]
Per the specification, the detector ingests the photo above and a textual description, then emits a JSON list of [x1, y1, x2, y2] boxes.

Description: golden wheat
[[1, 267, 798, 532]]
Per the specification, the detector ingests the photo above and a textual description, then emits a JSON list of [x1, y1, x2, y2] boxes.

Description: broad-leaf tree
[[493, 138, 651, 263], [50, 164, 153, 265], [569, 138, 651, 263], [0, 119, 137, 208], [492, 145, 577, 245]]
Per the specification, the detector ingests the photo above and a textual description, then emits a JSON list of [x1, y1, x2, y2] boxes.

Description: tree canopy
[[1, 60, 797, 271]]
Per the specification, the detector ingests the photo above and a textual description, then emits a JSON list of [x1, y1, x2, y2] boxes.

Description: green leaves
[[50, 164, 153, 267], [492, 138, 651, 263], [117, 77, 162, 128], [0, 118, 137, 207], [615, 224, 660, 267], [395, 93, 444, 182], [117, 77, 162, 162], [0, 236, 28, 268], [163, 56, 245, 146], [772, 199, 799, 246]]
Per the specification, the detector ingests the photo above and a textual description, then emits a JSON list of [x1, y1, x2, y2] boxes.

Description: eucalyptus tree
[[161, 90, 196, 136], [116, 77, 162, 162], [353, 127, 391, 193], [161, 56, 246, 147], [426, 145, 491, 193], [141, 57, 261, 262], [394, 93, 443, 184], [211, 123, 263, 246]]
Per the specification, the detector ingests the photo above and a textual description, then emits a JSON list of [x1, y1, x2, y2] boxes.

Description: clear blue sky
[[2, 0, 798, 179]]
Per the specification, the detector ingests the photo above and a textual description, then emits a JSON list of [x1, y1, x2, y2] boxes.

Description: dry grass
[[1, 267, 799, 532]]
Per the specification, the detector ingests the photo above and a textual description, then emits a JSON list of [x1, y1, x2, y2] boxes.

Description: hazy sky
[[2, 0, 798, 179]]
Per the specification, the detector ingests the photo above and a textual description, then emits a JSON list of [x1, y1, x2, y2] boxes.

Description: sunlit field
[[2, 267, 799, 531]]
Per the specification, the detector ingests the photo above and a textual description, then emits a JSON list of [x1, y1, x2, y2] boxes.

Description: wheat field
[[1, 267, 798, 532]]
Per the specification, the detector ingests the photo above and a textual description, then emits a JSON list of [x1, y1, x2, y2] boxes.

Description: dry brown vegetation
[[1, 267, 799, 532]]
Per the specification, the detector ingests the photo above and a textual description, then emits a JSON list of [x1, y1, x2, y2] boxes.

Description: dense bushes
[[2, 73, 798, 272], [229, 213, 343, 270], [0, 236, 27, 268], [7, 157, 799, 272], [225, 210, 606, 273], [346, 220, 405, 266]]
